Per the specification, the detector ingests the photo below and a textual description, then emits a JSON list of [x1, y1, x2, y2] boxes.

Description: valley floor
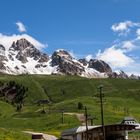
[[0, 75, 140, 139]]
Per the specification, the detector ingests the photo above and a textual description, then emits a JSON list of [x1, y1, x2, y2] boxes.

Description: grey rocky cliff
[[107, 71, 140, 79], [0, 44, 7, 70], [118, 71, 129, 79], [51, 50, 85, 75], [0, 38, 139, 79], [108, 72, 119, 78], [129, 74, 140, 80], [0, 44, 5, 51], [9, 38, 49, 63], [79, 59, 88, 66], [51, 50, 73, 66], [88, 59, 112, 73]]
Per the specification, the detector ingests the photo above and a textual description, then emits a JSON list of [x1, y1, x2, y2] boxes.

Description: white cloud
[[123, 63, 140, 76], [105, 20, 140, 75], [111, 21, 140, 36], [112, 21, 130, 32], [16, 21, 26, 33], [85, 54, 93, 61], [122, 41, 136, 52], [0, 33, 47, 50], [96, 46, 134, 68], [69, 50, 77, 59], [136, 28, 140, 36]]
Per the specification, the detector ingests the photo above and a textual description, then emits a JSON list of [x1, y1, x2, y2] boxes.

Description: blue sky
[[0, 0, 140, 75]]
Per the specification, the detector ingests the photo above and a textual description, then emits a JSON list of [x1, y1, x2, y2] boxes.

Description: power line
[[85, 106, 88, 140], [99, 85, 106, 140]]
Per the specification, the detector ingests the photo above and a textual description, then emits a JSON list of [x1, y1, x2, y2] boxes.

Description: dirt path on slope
[[64, 112, 85, 124], [23, 131, 58, 140]]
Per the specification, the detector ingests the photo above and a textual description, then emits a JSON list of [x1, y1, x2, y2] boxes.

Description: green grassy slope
[[0, 75, 140, 138], [0, 128, 30, 140]]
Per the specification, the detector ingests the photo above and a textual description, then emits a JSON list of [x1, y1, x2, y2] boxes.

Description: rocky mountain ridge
[[0, 38, 139, 79]]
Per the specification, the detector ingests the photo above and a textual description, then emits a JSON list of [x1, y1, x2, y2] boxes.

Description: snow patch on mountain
[[0, 33, 46, 51], [0, 38, 139, 79]]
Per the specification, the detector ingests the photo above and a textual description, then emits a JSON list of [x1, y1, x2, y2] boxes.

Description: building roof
[[61, 126, 99, 136], [61, 124, 136, 136], [123, 117, 137, 121], [121, 117, 140, 130]]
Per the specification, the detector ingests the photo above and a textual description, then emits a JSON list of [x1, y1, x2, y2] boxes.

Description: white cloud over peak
[[69, 50, 77, 59], [0, 33, 47, 50], [122, 62, 140, 76], [111, 21, 140, 36], [122, 41, 136, 52], [85, 54, 93, 61], [97, 20, 140, 75], [16, 21, 26, 33], [112, 21, 130, 32], [96, 46, 134, 68], [136, 28, 140, 36]]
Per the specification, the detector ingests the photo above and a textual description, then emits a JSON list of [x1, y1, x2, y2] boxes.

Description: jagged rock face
[[55, 50, 72, 60], [0, 45, 7, 70], [118, 71, 129, 79], [0, 45, 6, 58], [35, 64, 47, 68], [8, 54, 14, 61], [52, 50, 85, 75], [10, 38, 33, 51], [108, 72, 119, 78], [9, 38, 49, 63], [0, 45, 7, 62], [38, 54, 49, 63], [0, 62, 6, 70], [129, 74, 140, 80], [58, 60, 85, 75], [0, 56, 7, 71], [79, 59, 88, 66], [0, 55, 8, 62], [0, 38, 138, 79], [0, 44, 5, 51], [51, 50, 72, 66], [16, 52, 28, 63], [88, 59, 112, 73], [107, 71, 137, 79]]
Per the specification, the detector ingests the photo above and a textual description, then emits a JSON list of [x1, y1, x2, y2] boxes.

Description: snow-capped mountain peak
[[0, 38, 139, 79]]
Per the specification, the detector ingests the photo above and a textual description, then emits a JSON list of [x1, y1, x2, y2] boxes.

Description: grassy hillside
[[0, 75, 140, 139], [0, 128, 30, 140]]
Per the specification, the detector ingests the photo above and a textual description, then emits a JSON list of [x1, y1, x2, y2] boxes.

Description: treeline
[[0, 81, 28, 111]]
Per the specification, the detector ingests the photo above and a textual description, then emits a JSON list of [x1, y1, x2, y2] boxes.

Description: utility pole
[[88, 116, 96, 126], [99, 85, 105, 140], [61, 110, 64, 124], [48, 104, 51, 114], [85, 106, 88, 140]]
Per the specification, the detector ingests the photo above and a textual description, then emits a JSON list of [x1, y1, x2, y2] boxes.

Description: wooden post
[[99, 85, 105, 140], [85, 106, 88, 140], [62, 110, 64, 124]]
